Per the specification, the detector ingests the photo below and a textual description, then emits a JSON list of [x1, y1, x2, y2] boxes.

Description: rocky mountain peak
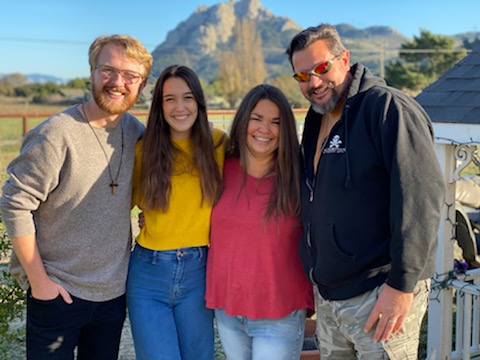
[[150, 0, 408, 82], [160, 0, 287, 52], [235, 0, 262, 19]]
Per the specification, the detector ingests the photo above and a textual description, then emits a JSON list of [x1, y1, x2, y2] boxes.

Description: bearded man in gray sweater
[[0, 34, 152, 359]]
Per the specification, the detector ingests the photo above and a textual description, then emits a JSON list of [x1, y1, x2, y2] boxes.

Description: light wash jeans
[[126, 244, 214, 360], [215, 308, 307, 360]]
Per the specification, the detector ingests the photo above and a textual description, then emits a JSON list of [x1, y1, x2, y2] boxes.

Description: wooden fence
[[0, 109, 309, 136]]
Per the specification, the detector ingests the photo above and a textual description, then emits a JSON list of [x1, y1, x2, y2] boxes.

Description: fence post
[[22, 115, 28, 136], [427, 143, 455, 359]]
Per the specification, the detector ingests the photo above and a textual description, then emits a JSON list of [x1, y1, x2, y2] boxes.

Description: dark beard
[[310, 75, 351, 115], [311, 88, 341, 115]]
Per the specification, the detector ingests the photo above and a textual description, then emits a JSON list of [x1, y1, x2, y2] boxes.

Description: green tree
[[0, 79, 15, 96], [463, 36, 480, 50], [0, 214, 26, 358], [0, 73, 28, 97], [199, 78, 224, 108], [385, 30, 466, 92], [64, 77, 89, 90], [218, 19, 266, 108], [217, 51, 242, 108], [2, 73, 28, 88], [384, 60, 432, 93], [15, 82, 60, 99]]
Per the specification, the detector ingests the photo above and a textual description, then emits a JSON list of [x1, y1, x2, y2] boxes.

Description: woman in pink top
[[205, 84, 314, 359]]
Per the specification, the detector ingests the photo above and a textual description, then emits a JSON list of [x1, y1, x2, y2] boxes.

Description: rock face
[[151, 0, 302, 80], [159, 0, 289, 54], [150, 0, 406, 81]]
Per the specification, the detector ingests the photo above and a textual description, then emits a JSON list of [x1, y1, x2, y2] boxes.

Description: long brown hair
[[140, 65, 224, 211], [228, 84, 300, 219]]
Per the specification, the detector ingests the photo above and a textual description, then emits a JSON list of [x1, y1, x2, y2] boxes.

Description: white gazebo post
[[427, 125, 480, 359], [416, 46, 480, 359], [427, 141, 456, 359]]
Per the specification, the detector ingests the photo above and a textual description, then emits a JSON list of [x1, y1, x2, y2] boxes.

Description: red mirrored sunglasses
[[293, 54, 342, 83]]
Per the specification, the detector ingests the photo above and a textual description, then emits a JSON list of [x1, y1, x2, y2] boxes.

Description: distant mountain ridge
[[0, 73, 68, 85], [26, 73, 65, 85]]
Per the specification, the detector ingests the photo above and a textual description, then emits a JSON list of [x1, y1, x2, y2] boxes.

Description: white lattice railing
[[450, 268, 480, 360]]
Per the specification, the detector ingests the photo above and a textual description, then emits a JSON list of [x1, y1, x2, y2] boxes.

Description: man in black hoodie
[[287, 24, 445, 359]]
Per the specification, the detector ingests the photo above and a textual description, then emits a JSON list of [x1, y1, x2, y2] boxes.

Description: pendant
[[110, 181, 119, 195]]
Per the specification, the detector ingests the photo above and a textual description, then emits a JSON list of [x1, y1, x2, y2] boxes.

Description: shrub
[[0, 213, 26, 358]]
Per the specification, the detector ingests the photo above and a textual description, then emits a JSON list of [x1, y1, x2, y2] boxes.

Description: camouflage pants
[[315, 280, 430, 360]]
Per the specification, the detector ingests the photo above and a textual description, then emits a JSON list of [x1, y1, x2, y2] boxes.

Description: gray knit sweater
[[0, 105, 144, 301]]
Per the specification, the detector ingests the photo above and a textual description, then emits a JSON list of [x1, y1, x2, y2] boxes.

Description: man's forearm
[[11, 234, 50, 290]]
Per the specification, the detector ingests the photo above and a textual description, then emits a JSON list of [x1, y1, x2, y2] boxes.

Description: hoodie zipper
[[305, 121, 336, 203]]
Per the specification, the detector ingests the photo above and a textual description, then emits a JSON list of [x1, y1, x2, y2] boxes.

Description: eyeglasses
[[293, 54, 342, 83], [95, 64, 143, 85]]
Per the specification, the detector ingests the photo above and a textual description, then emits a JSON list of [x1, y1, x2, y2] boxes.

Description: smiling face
[[162, 77, 198, 140], [246, 99, 280, 164], [90, 44, 145, 115], [292, 39, 350, 115]]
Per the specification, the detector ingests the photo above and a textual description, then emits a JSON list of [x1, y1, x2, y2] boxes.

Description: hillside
[[150, 0, 407, 81]]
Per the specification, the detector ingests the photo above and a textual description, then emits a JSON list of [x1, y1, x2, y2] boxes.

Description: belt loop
[[198, 246, 204, 260]]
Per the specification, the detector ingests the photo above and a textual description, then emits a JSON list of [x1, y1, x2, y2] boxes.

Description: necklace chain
[[80, 104, 124, 195]]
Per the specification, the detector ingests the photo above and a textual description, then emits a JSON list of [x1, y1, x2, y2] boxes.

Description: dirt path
[[8, 314, 225, 359], [118, 317, 135, 359], [119, 317, 227, 359]]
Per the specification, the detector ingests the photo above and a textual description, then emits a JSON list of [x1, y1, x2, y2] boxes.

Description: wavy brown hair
[[227, 84, 300, 219], [140, 65, 224, 211]]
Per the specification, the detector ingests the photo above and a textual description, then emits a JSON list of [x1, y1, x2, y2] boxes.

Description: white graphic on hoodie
[[323, 134, 346, 154]]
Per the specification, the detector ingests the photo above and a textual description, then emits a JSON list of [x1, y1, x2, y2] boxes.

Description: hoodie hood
[[347, 63, 387, 100], [303, 63, 387, 134]]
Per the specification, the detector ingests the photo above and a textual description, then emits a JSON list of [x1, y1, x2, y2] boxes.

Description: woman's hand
[[138, 212, 145, 229]]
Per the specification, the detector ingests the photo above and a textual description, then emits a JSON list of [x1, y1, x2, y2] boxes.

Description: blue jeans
[[26, 291, 125, 360], [126, 244, 214, 360], [215, 308, 307, 360]]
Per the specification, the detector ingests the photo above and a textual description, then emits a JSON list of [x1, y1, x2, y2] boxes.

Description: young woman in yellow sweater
[[126, 65, 226, 360]]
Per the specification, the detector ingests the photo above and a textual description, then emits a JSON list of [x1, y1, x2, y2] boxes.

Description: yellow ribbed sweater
[[132, 129, 226, 251]]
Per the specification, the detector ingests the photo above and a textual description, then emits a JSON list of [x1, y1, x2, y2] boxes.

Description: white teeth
[[108, 89, 123, 96], [174, 115, 188, 120], [254, 136, 270, 142], [314, 86, 329, 95]]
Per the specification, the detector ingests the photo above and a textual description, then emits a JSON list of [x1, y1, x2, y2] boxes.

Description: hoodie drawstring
[[343, 104, 353, 190]]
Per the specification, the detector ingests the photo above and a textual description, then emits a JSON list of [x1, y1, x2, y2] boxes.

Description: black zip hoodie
[[299, 63, 445, 300]]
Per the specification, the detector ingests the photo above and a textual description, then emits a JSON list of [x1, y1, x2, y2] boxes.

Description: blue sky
[[2, 0, 478, 80]]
